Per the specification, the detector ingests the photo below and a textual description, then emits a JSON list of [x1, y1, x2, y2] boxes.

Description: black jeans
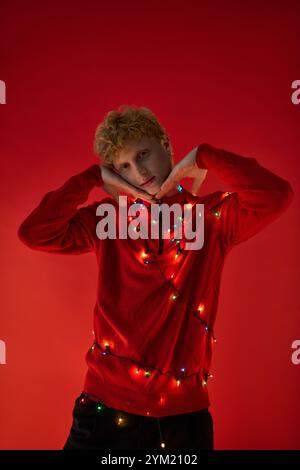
[[62, 393, 214, 450]]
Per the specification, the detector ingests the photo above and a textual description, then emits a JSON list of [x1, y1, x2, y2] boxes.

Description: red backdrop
[[1, 0, 299, 450]]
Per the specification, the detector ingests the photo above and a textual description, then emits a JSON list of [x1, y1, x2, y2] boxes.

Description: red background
[[1, 0, 299, 450]]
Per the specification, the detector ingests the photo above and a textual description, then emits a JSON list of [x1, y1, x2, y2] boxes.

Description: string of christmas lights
[[82, 186, 232, 448]]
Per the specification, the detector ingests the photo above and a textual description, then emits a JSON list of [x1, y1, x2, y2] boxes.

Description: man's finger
[[154, 178, 178, 200], [154, 167, 181, 199], [107, 177, 153, 204], [121, 183, 155, 204], [190, 169, 208, 195]]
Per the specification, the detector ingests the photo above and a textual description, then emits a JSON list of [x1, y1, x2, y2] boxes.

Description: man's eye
[[122, 164, 129, 169]]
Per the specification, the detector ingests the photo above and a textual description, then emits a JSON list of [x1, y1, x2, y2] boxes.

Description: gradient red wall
[[1, 0, 299, 450]]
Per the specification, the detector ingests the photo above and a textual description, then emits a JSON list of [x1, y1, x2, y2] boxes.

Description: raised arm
[[195, 143, 294, 248], [17, 164, 104, 254]]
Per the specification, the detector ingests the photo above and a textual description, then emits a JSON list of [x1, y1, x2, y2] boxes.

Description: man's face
[[112, 136, 174, 196]]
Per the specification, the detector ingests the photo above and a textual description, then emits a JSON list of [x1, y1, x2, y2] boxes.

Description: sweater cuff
[[195, 144, 209, 169], [85, 164, 104, 187]]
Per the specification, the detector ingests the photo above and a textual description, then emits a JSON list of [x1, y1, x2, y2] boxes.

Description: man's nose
[[135, 164, 149, 180]]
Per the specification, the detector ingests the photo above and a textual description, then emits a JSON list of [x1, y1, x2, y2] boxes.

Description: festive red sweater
[[17, 144, 294, 417]]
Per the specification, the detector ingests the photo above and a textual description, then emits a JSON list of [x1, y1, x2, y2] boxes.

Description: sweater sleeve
[[195, 144, 294, 248], [17, 164, 104, 254]]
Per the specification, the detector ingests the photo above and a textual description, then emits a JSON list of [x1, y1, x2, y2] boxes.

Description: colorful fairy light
[[159, 396, 165, 405], [84, 189, 233, 448], [221, 191, 231, 200], [143, 259, 154, 265], [116, 415, 126, 427], [197, 304, 205, 313]]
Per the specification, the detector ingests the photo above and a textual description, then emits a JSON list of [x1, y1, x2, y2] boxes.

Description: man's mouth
[[141, 176, 155, 187]]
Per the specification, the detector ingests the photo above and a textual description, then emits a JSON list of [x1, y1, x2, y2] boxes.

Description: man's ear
[[162, 138, 173, 161]]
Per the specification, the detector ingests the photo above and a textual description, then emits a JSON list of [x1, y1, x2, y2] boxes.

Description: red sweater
[[17, 144, 294, 417]]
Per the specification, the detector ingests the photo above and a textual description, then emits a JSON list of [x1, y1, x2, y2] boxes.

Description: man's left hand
[[154, 146, 208, 200]]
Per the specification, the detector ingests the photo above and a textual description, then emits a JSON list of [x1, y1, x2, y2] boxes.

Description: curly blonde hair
[[93, 105, 173, 165]]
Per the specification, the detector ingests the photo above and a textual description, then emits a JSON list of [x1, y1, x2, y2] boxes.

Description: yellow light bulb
[[117, 417, 124, 426], [161, 442, 166, 448]]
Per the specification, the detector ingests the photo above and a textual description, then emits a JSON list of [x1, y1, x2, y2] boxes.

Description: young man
[[18, 105, 293, 450]]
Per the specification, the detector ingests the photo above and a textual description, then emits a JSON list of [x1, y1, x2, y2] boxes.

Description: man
[[18, 105, 293, 450]]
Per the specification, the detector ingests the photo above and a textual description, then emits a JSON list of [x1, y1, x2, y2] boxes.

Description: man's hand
[[99, 164, 156, 204], [154, 146, 208, 200]]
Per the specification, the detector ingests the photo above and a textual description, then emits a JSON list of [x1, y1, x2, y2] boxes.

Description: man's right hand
[[99, 164, 156, 204]]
